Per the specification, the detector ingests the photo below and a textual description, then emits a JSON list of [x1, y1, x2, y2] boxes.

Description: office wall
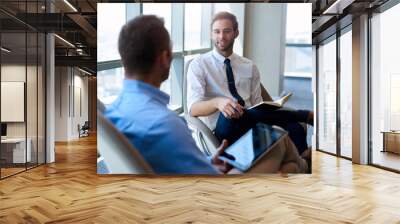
[[55, 67, 69, 141], [54, 67, 89, 141], [244, 4, 287, 96]]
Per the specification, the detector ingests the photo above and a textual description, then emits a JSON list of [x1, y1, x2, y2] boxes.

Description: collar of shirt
[[122, 79, 170, 106], [212, 49, 237, 65]]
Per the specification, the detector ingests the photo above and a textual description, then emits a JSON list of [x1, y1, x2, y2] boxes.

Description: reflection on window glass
[[318, 38, 337, 154], [143, 3, 172, 35], [371, 3, 400, 171], [98, 3, 126, 62], [340, 30, 352, 158], [185, 3, 203, 50]]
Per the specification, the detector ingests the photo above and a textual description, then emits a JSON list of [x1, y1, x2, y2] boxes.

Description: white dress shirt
[[187, 49, 263, 131]]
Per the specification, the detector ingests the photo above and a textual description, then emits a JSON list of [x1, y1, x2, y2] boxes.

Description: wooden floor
[[1, 167, 26, 178], [1, 163, 44, 178], [0, 135, 400, 223]]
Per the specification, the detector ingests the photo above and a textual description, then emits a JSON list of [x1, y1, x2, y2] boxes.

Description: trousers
[[214, 107, 309, 154]]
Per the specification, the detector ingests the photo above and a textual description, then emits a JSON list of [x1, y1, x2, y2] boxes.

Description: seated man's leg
[[246, 133, 308, 173], [281, 122, 308, 155], [247, 108, 309, 154], [247, 107, 310, 126], [279, 133, 309, 173], [214, 112, 256, 144], [214, 108, 310, 154]]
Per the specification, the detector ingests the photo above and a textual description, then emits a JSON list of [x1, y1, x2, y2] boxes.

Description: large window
[[143, 3, 172, 35], [316, 27, 353, 159], [97, 3, 126, 62], [371, 3, 400, 171], [142, 3, 178, 109], [285, 4, 312, 78], [184, 3, 211, 51], [317, 36, 337, 154], [97, 3, 213, 112]]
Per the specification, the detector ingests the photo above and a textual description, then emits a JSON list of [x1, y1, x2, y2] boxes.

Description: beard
[[214, 39, 235, 52], [160, 66, 170, 82], [160, 53, 172, 82]]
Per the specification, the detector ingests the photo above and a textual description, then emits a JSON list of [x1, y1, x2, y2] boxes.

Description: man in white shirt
[[187, 11, 313, 155]]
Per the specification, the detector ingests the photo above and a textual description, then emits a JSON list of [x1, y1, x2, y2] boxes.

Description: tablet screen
[[218, 124, 285, 171]]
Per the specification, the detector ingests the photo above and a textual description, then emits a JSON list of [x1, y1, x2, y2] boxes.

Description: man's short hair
[[211, 11, 238, 31], [118, 15, 170, 75]]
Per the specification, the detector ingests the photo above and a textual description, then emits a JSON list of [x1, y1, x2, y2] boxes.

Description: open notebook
[[247, 92, 293, 110]]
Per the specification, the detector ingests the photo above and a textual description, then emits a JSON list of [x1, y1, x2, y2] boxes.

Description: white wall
[[243, 4, 287, 96], [54, 67, 89, 141], [55, 67, 69, 141], [72, 73, 89, 138]]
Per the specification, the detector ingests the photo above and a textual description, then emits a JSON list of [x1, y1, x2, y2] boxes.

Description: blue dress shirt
[[104, 79, 219, 174]]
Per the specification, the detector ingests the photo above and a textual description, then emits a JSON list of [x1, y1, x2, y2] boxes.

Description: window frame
[[315, 22, 355, 161]]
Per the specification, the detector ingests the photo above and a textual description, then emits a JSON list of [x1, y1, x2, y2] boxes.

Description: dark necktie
[[224, 58, 245, 106]]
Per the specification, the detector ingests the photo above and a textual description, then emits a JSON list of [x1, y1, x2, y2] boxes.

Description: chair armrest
[[184, 115, 220, 150]]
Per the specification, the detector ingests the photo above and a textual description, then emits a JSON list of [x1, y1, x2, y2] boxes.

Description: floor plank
[[0, 134, 399, 223]]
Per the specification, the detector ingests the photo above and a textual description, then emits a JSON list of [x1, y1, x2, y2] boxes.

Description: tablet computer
[[218, 124, 286, 172]]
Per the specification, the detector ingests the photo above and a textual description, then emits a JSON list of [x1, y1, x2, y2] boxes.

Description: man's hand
[[214, 97, 244, 119], [211, 140, 233, 174]]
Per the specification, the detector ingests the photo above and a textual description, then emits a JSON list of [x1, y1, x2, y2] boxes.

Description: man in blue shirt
[[104, 15, 229, 174]]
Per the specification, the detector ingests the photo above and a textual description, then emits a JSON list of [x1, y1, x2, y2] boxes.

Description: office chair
[[183, 59, 221, 156], [78, 121, 90, 138], [97, 100, 154, 174], [183, 59, 308, 156]]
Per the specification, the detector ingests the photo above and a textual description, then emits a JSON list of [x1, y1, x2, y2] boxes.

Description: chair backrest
[[82, 121, 90, 129], [97, 99, 106, 113], [97, 99, 153, 174], [183, 58, 220, 155], [183, 58, 193, 115]]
